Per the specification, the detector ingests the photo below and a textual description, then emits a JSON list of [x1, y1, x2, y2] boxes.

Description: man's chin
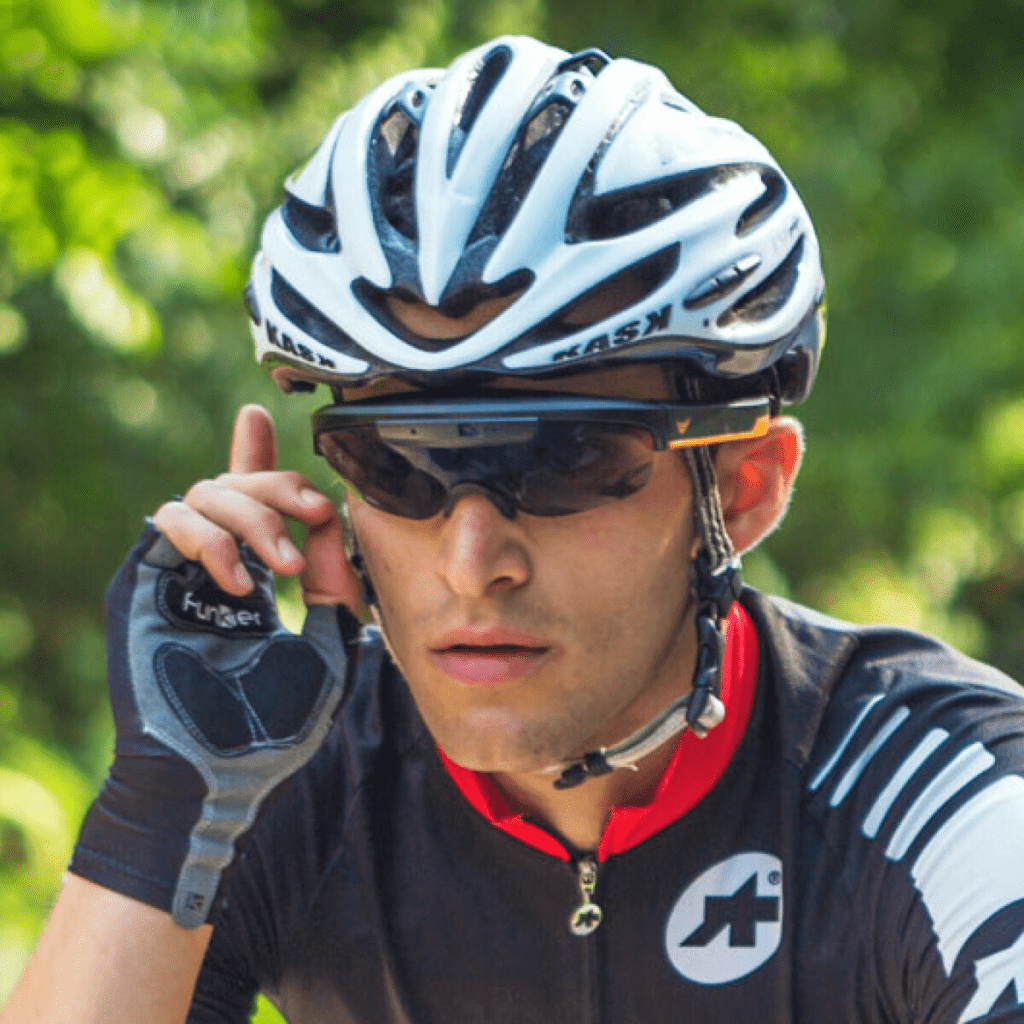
[[442, 745, 553, 776], [437, 727, 567, 777], [418, 693, 600, 776]]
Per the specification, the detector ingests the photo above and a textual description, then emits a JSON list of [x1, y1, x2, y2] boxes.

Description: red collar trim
[[438, 602, 758, 862]]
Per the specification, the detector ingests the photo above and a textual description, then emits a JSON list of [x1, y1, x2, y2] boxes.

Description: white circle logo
[[664, 852, 784, 985]]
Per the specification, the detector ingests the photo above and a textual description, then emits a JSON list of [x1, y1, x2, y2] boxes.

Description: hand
[[152, 404, 362, 612], [70, 406, 361, 929]]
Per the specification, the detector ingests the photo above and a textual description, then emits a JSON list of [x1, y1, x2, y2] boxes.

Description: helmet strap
[[680, 444, 743, 731], [551, 443, 742, 790], [349, 545, 380, 610]]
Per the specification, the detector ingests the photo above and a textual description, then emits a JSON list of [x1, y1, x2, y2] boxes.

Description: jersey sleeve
[[805, 655, 1024, 1024], [904, 766, 1024, 1023]]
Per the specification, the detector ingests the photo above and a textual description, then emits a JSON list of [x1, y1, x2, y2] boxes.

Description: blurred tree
[[0, 0, 1021, 1011], [0, 0, 545, 1005], [549, 0, 1024, 662]]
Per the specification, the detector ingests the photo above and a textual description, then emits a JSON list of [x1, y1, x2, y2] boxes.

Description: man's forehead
[[340, 363, 678, 403]]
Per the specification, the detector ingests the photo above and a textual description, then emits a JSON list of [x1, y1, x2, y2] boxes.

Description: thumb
[[300, 513, 364, 616]]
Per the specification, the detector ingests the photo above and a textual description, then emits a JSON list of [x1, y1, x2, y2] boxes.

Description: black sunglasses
[[312, 394, 770, 520]]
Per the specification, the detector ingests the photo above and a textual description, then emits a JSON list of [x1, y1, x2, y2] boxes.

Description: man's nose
[[442, 481, 517, 521], [436, 490, 531, 598]]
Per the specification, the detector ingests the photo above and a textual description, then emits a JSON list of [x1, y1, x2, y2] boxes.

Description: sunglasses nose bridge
[[442, 481, 519, 521]]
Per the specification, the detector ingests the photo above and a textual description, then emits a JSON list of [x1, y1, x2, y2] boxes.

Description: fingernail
[[300, 488, 324, 506], [278, 537, 300, 562], [235, 565, 253, 591]]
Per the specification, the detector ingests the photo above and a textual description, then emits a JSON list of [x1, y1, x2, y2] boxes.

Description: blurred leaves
[[0, 734, 92, 999], [1, 0, 1022, 1011]]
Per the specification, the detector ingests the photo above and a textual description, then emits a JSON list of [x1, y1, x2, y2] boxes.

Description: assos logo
[[664, 852, 783, 985]]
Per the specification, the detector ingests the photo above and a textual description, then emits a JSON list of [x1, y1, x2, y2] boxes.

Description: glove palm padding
[[71, 524, 353, 928]]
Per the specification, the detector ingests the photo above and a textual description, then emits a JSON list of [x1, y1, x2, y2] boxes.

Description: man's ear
[[714, 417, 803, 555]]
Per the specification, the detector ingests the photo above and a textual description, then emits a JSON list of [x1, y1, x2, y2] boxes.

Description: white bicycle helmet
[[246, 37, 826, 787], [246, 35, 824, 402]]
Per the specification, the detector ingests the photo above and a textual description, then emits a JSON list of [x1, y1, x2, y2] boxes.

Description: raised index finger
[[229, 405, 278, 474]]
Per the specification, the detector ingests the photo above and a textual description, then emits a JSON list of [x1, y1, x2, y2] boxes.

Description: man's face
[[346, 365, 700, 775]]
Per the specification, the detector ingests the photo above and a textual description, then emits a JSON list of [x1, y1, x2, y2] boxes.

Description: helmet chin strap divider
[[551, 444, 741, 790]]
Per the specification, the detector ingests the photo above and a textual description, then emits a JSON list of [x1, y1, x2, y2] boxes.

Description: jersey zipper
[[566, 854, 603, 1024], [519, 816, 605, 938], [569, 855, 603, 936]]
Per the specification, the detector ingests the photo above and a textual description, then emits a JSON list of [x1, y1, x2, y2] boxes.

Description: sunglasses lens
[[510, 422, 655, 515], [318, 426, 447, 519], [317, 421, 656, 519]]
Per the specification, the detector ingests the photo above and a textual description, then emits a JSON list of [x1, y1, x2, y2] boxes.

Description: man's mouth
[[428, 630, 554, 685]]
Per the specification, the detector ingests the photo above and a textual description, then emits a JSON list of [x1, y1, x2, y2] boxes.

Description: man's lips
[[428, 628, 555, 685]]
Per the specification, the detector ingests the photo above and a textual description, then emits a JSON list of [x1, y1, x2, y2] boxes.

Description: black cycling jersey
[[188, 589, 1024, 1024]]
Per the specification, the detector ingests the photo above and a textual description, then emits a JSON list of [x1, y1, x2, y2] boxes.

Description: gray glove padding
[[70, 522, 356, 928]]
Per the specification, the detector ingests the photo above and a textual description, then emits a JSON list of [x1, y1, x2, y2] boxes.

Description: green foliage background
[[0, 0, 1021, 1015]]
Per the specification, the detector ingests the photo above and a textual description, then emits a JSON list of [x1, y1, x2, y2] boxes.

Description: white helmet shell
[[247, 36, 825, 402]]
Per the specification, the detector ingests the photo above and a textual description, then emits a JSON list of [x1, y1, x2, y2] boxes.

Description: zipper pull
[[569, 856, 603, 936]]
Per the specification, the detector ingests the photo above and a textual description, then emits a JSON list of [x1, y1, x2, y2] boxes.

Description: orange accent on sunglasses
[[668, 411, 771, 449]]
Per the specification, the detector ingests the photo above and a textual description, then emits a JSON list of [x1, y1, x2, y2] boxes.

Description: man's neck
[[491, 737, 679, 852]]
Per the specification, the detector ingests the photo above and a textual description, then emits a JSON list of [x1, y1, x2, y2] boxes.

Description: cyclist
[[5, 36, 1024, 1024]]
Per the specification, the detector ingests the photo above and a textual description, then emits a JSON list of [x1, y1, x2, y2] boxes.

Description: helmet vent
[[373, 106, 420, 243], [505, 244, 679, 350], [718, 236, 803, 327], [461, 47, 513, 131], [736, 168, 787, 236], [380, 108, 416, 157], [281, 193, 340, 254], [446, 45, 514, 178], [684, 254, 762, 310], [467, 98, 573, 245], [555, 48, 611, 76], [568, 165, 745, 243], [522, 101, 569, 151], [381, 163, 417, 241], [558, 83, 648, 244], [270, 270, 363, 356], [353, 270, 532, 352], [661, 91, 700, 115], [244, 281, 261, 326]]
